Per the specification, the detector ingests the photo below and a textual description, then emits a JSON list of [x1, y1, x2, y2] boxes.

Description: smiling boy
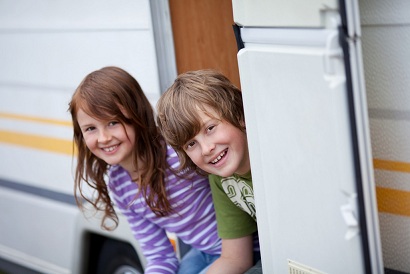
[[157, 70, 261, 274]]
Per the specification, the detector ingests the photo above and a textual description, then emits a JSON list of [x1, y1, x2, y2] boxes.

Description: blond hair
[[156, 69, 245, 173]]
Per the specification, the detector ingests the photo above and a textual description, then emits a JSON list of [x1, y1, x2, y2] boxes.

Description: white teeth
[[211, 151, 226, 164], [103, 145, 117, 152]]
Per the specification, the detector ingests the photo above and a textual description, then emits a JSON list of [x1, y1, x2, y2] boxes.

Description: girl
[[69, 66, 221, 274]]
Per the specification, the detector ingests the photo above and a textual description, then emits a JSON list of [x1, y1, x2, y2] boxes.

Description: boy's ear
[[240, 119, 246, 130]]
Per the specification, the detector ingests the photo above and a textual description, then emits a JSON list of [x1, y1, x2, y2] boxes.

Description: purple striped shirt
[[108, 146, 221, 273]]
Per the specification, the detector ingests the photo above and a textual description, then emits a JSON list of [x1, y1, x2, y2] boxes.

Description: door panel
[[234, 1, 383, 273], [239, 28, 365, 273]]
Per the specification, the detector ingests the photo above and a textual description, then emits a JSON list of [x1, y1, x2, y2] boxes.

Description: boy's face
[[183, 107, 250, 177]]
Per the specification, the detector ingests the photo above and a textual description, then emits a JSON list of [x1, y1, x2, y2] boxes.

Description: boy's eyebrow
[[202, 115, 220, 124], [199, 117, 212, 127]]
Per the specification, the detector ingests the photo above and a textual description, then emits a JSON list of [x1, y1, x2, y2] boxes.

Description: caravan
[[1, 0, 410, 273], [0, 1, 176, 273]]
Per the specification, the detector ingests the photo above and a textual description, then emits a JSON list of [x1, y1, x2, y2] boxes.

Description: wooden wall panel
[[169, 0, 241, 88]]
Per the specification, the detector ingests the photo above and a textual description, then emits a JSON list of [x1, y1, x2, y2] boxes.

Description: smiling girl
[[69, 66, 221, 274]]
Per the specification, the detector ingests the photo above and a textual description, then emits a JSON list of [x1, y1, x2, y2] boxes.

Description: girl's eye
[[84, 126, 95, 132], [108, 121, 119, 126]]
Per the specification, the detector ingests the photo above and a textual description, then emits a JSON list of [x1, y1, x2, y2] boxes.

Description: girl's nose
[[98, 129, 112, 143]]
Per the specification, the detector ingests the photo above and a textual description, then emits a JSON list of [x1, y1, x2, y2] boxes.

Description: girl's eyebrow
[[78, 122, 94, 128]]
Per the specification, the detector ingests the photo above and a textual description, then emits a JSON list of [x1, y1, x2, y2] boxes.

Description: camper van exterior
[[1, 0, 409, 273], [0, 1, 176, 273]]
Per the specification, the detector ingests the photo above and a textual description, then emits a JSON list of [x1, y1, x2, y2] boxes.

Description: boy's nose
[[201, 141, 215, 156]]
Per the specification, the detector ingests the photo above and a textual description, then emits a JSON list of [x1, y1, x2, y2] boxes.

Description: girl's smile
[[101, 144, 119, 153], [77, 109, 136, 172]]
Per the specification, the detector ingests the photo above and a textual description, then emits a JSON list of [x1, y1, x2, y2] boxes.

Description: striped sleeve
[[117, 203, 178, 273], [109, 167, 179, 274]]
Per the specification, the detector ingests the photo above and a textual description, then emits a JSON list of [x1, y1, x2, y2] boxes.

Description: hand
[[206, 235, 254, 274]]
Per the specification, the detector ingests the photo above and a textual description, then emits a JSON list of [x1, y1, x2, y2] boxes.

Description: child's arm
[[109, 182, 179, 273], [206, 235, 254, 274], [118, 204, 179, 273]]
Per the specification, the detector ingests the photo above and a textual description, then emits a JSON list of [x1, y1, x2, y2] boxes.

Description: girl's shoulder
[[108, 164, 125, 179], [164, 145, 181, 171], [164, 145, 209, 186], [165, 144, 178, 160], [107, 165, 139, 205], [107, 165, 132, 190]]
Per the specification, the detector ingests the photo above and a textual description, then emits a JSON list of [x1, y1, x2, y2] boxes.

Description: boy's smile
[[183, 107, 250, 177], [211, 150, 227, 164]]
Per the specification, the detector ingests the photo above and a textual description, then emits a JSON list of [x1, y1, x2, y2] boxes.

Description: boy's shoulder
[[208, 173, 223, 184], [209, 171, 252, 183], [208, 172, 253, 192]]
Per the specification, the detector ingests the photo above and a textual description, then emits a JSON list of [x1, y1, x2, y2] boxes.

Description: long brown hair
[[156, 69, 245, 174], [69, 66, 171, 230]]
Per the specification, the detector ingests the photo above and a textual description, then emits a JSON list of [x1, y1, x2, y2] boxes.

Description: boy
[[156, 70, 261, 274]]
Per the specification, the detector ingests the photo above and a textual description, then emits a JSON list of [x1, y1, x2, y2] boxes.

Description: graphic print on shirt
[[221, 176, 256, 220]]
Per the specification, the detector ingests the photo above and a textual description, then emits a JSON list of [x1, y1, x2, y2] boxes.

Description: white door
[[233, 1, 383, 273]]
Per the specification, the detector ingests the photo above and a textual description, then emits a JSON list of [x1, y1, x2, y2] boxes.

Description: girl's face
[[183, 106, 250, 177], [77, 108, 136, 172]]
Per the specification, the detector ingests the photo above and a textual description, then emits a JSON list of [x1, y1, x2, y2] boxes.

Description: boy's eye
[[206, 125, 215, 132], [185, 140, 196, 150]]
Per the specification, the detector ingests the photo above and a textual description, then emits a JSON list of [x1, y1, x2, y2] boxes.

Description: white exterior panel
[[232, 0, 338, 27], [238, 29, 365, 273], [0, 0, 172, 273]]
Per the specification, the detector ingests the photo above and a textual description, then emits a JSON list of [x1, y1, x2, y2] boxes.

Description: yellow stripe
[[3, 111, 410, 218], [0, 130, 74, 155], [374, 159, 410, 217], [0, 112, 72, 127], [374, 158, 410, 173], [377, 187, 410, 217]]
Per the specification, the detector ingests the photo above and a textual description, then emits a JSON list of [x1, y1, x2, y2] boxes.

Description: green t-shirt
[[209, 171, 257, 239]]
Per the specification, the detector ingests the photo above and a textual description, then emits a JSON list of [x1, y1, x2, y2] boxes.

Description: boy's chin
[[206, 168, 235, 178]]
